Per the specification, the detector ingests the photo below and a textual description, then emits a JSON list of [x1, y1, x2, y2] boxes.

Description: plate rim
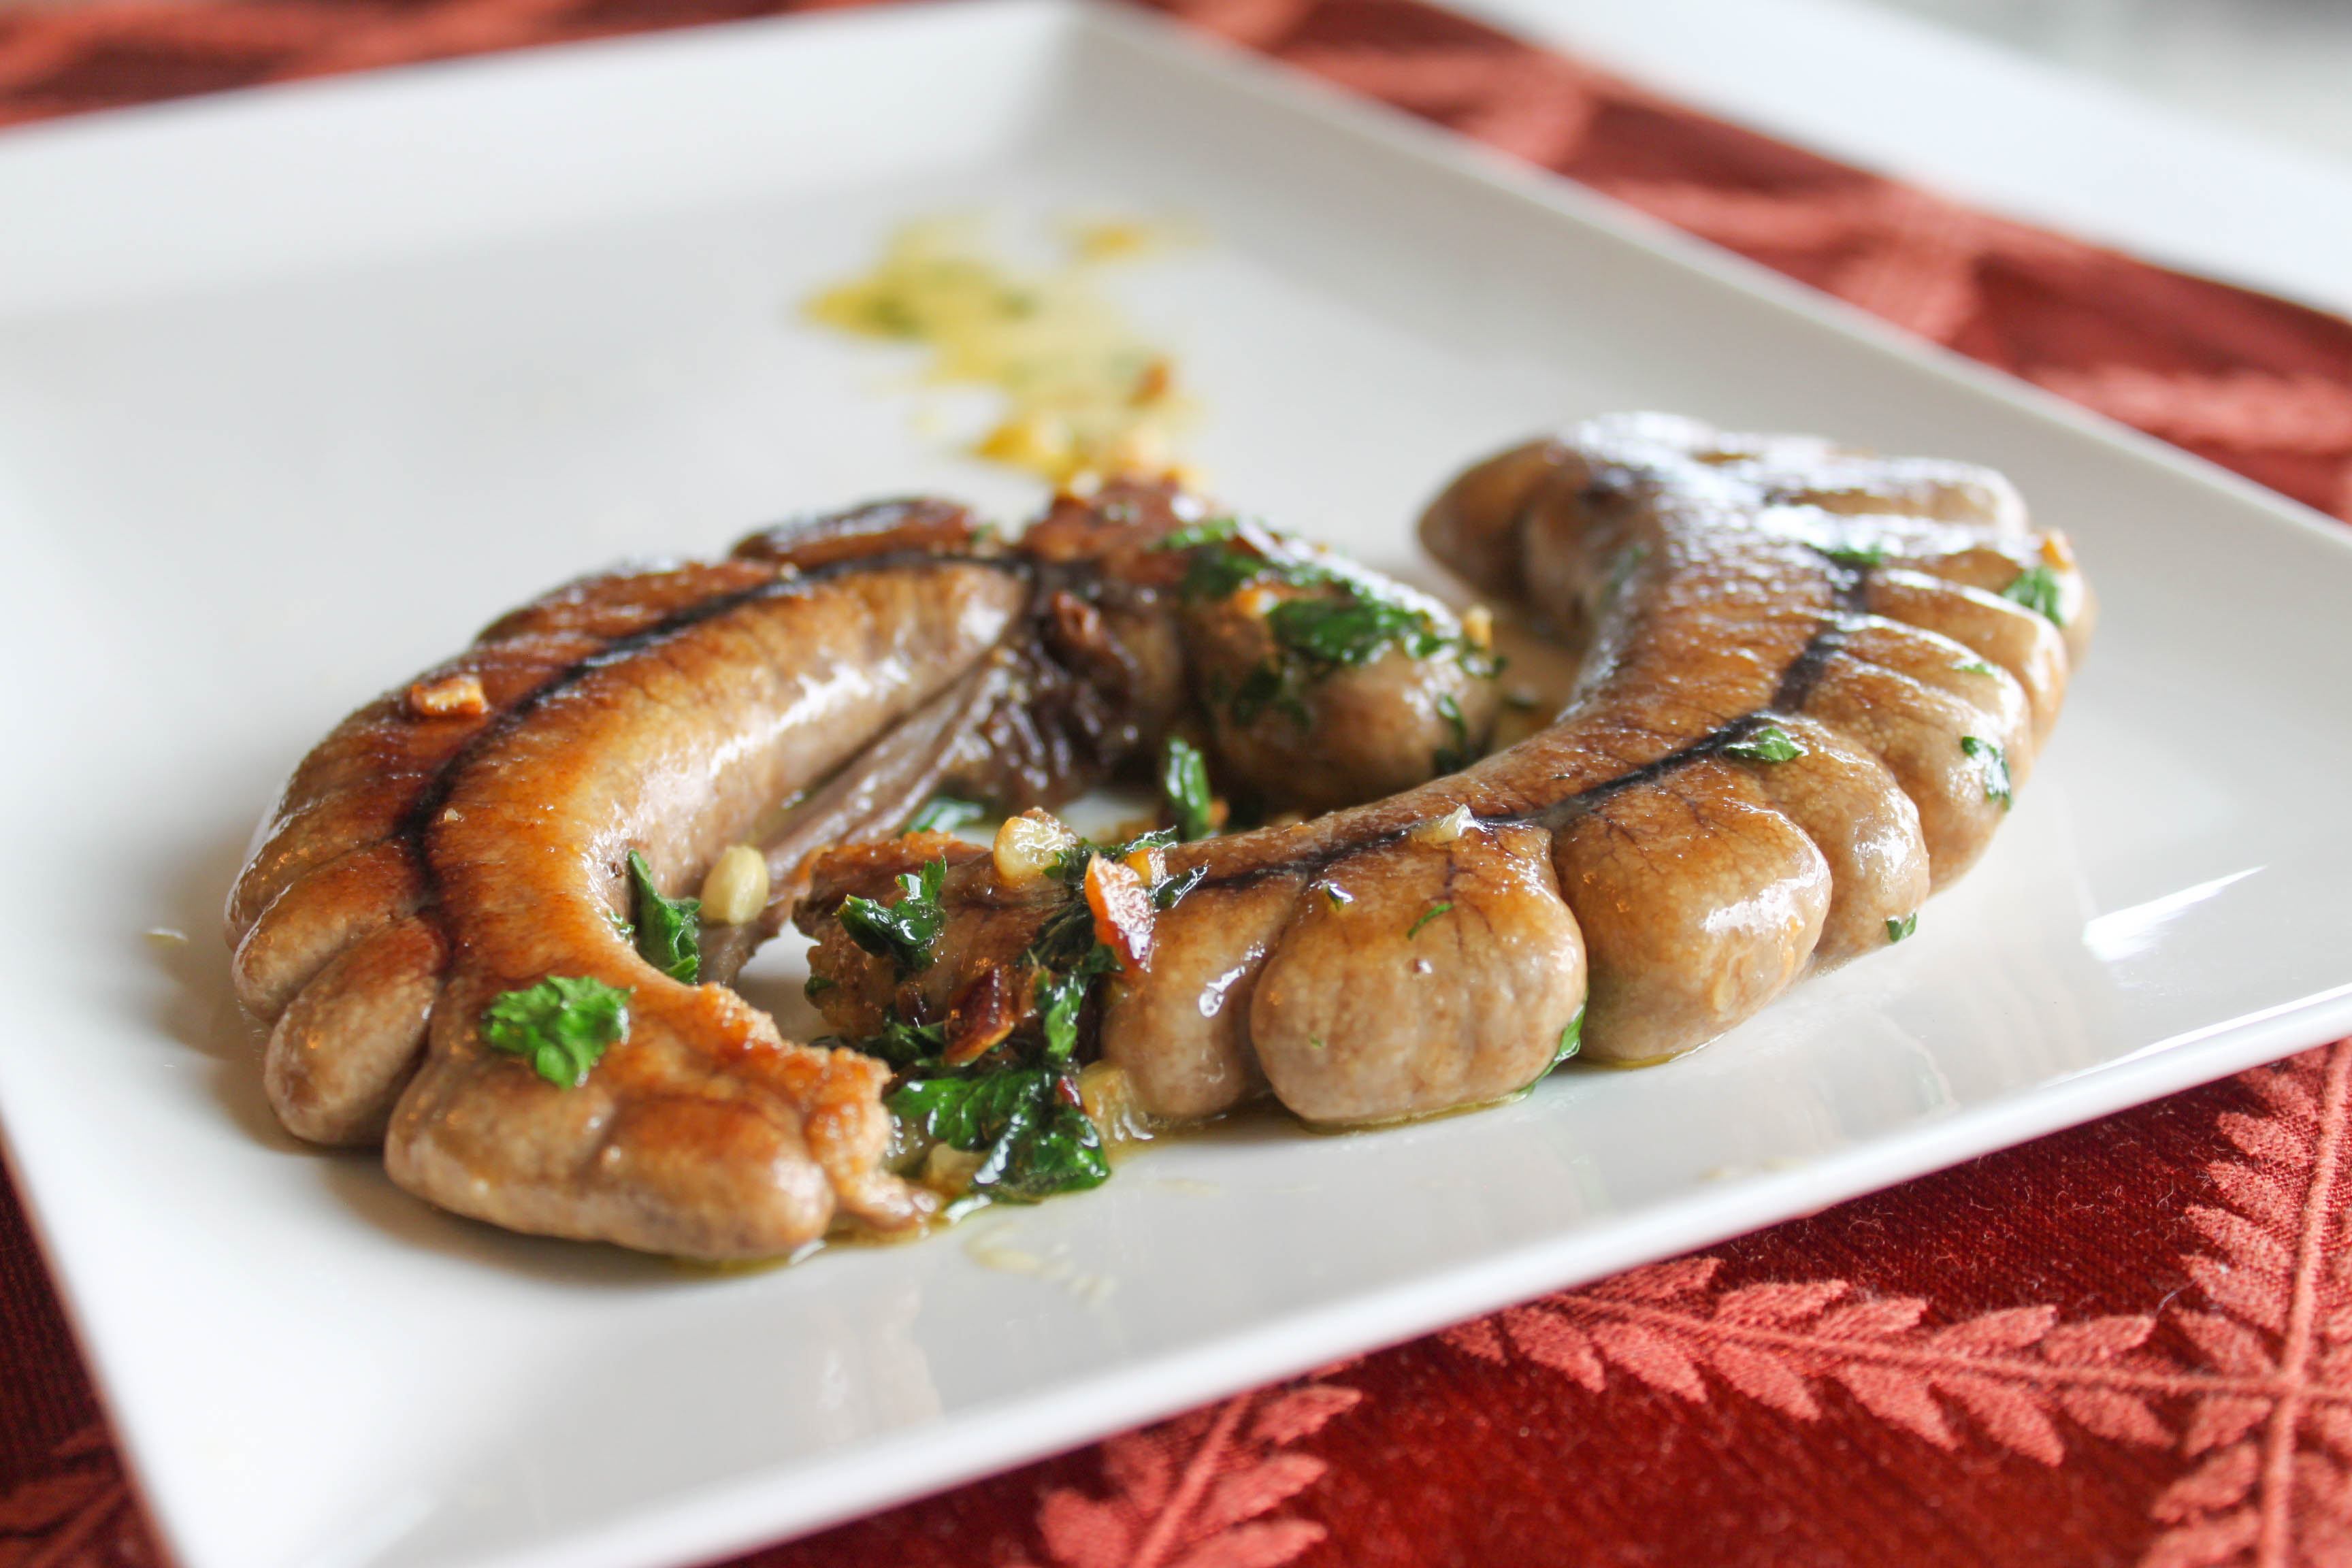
[[5, 3, 2352, 1567]]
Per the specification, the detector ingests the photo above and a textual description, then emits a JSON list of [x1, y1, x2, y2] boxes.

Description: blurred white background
[[1864, 0, 2352, 167]]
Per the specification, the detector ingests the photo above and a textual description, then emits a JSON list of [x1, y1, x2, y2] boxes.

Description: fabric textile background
[[3, 0, 2351, 1564]]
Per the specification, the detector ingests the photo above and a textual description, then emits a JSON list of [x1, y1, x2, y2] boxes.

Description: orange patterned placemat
[[5, 2, 2352, 1565]]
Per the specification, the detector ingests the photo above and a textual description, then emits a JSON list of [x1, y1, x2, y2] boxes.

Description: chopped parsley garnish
[[1024, 892, 1102, 977], [1554, 1006, 1584, 1067], [1822, 544, 1889, 569], [1606, 543, 1650, 602], [1158, 514, 1241, 551], [1180, 542, 1270, 602], [1229, 662, 1307, 727], [481, 976, 630, 1088], [2002, 564, 2067, 627], [838, 857, 948, 974], [1048, 826, 1175, 890], [849, 1007, 949, 1070], [906, 796, 985, 835], [1158, 517, 1494, 727], [1265, 594, 1448, 668], [803, 973, 836, 998], [821, 821, 1207, 1205], [888, 1068, 1109, 1202], [1959, 736, 2013, 809], [1407, 902, 1455, 941], [1037, 948, 1117, 1062], [1154, 865, 1207, 909], [1952, 655, 1997, 677], [1723, 723, 1805, 765], [1886, 913, 1918, 943], [1161, 736, 1216, 842], [625, 850, 700, 983], [1434, 691, 1471, 773], [1157, 516, 1267, 600]]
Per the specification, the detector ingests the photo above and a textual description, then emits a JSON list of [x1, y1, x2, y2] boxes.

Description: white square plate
[[6, 5, 2352, 1566]]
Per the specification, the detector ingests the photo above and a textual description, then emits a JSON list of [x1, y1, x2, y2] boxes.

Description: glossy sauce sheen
[[1082, 414, 2091, 1111], [231, 418, 2088, 1258], [228, 487, 1494, 1258]]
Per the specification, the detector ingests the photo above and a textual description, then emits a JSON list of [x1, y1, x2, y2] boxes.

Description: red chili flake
[[1083, 854, 1156, 976], [943, 966, 1022, 1066]]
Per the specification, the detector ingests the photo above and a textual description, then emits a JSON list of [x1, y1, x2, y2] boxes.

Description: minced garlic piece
[[698, 845, 770, 925], [994, 808, 1080, 885], [405, 671, 487, 719], [1411, 805, 1476, 845], [1077, 1061, 1154, 1152]]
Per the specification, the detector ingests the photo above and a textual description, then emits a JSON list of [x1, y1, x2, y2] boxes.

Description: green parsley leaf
[[1182, 544, 1269, 602], [1266, 594, 1443, 670], [1228, 662, 1308, 727], [1039, 972, 1086, 1063], [604, 907, 635, 943], [1433, 691, 1471, 773], [855, 1007, 949, 1071], [1554, 1006, 1584, 1067], [1723, 723, 1806, 764], [973, 1090, 1109, 1201], [1886, 912, 1918, 943], [1035, 951, 1113, 1064], [1952, 655, 1997, 677], [889, 1068, 1109, 1202], [1153, 865, 1207, 910], [2002, 564, 2067, 627], [1823, 544, 1889, 569], [891, 1070, 1025, 1150], [1174, 523, 1494, 728], [838, 858, 948, 975], [906, 796, 985, 835], [803, 973, 836, 999], [481, 975, 630, 1088], [1024, 896, 1101, 973], [1030, 964, 1091, 1062], [1606, 543, 1650, 602], [1158, 515, 1241, 551], [1161, 736, 1217, 842], [1407, 902, 1455, 941], [625, 850, 700, 983], [1111, 826, 1179, 857], [1959, 735, 2014, 809]]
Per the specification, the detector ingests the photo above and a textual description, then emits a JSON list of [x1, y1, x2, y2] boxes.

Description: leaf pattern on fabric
[[1017, 1379, 1361, 1568], [1445, 1260, 2169, 1466], [0, 1423, 156, 1568], [1432, 1046, 2352, 1568], [2138, 1049, 2352, 1568], [1148, 0, 2352, 527], [5, 1, 2352, 1563]]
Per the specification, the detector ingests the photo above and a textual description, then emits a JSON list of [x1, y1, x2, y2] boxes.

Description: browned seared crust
[[230, 480, 1497, 1257], [1061, 413, 2090, 1100], [387, 559, 1026, 1254], [236, 418, 2089, 1252], [226, 500, 1032, 1257]]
